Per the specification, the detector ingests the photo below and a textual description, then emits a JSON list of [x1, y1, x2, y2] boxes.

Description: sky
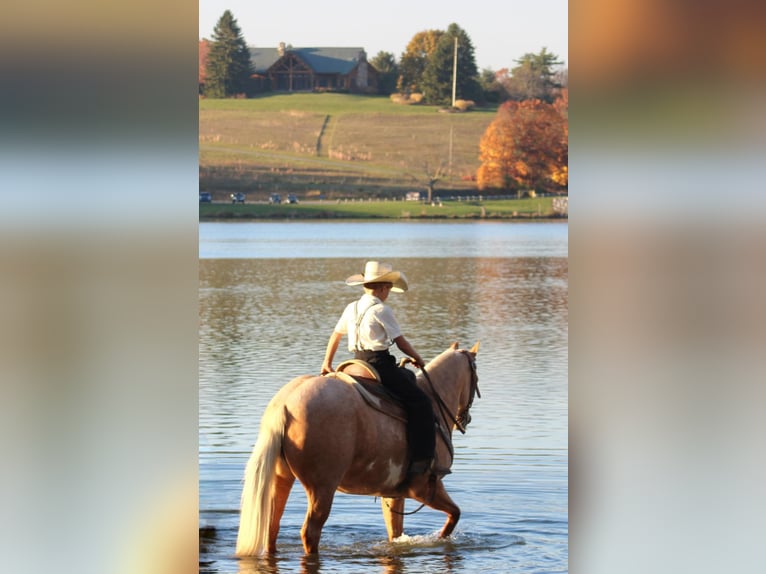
[[199, 0, 568, 72]]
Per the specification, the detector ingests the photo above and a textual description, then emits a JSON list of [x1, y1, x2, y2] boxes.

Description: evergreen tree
[[370, 51, 398, 95], [479, 67, 505, 104], [502, 48, 563, 103], [421, 23, 481, 106], [204, 10, 253, 98]]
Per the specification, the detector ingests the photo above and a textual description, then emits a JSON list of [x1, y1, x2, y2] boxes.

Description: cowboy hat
[[345, 261, 409, 292]]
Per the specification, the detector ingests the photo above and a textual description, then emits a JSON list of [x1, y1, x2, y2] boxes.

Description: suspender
[[353, 300, 381, 352]]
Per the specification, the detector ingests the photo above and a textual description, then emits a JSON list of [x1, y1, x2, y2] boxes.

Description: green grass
[[199, 197, 563, 220], [199, 93, 501, 200], [200, 92, 496, 116]]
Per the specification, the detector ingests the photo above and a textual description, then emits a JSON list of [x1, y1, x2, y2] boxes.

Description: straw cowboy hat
[[345, 261, 409, 292]]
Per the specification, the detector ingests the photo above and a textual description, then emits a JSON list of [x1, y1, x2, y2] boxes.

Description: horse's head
[[425, 341, 481, 433], [455, 341, 480, 431]]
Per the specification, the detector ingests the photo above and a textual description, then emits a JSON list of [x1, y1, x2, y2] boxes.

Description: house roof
[[249, 46, 369, 75]]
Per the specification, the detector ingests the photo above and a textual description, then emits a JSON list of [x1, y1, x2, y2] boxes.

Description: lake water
[[199, 221, 568, 573]]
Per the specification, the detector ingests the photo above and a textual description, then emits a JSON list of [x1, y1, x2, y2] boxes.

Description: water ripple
[[200, 239, 567, 573]]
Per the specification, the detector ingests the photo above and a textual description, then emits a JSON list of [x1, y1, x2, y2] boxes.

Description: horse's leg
[[381, 497, 404, 540], [268, 469, 295, 553], [301, 486, 336, 554], [415, 479, 461, 538]]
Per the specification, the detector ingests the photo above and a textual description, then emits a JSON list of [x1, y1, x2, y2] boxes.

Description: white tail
[[235, 401, 287, 556]]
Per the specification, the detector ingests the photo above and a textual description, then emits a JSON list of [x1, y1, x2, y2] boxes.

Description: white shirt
[[334, 293, 403, 352]]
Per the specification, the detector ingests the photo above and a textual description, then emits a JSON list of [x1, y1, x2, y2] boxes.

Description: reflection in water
[[201, 254, 567, 573], [235, 544, 464, 574], [377, 552, 461, 574]]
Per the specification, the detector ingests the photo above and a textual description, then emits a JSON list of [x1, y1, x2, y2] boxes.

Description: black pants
[[356, 350, 435, 461]]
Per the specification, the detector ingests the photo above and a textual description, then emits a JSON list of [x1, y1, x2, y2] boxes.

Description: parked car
[[268, 194, 281, 204], [199, 192, 212, 203], [405, 191, 427, 201], [230, 192, 246, 204], [286, 194, 299, 204]]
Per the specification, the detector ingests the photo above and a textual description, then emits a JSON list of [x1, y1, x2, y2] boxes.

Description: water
[[199, 220, 567, 259], [200, 221, 568, 573]]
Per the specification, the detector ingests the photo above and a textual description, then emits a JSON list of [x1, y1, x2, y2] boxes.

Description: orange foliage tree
[[551, 88, 568, 187], [477, 90, 568, 193]]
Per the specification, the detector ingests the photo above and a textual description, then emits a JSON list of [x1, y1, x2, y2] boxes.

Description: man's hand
[[401, 356, 425, 369]]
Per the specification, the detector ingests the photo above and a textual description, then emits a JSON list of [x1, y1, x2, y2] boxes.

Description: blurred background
[[0, 1, 199, 573], [1, 0, 764, 572], [571, 0, 766, 571]]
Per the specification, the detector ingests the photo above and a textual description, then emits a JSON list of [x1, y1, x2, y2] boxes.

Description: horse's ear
[[450, 341, 459, 351], [469, 341, 480, 356]]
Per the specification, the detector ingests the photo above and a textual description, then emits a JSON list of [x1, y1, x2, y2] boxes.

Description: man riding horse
[[321, 261, 436, 479]]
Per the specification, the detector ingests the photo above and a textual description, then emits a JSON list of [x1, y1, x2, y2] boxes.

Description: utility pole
[[451, 37, 458, 107]]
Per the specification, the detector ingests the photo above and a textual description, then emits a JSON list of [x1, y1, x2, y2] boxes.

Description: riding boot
[[407, 457, 433, 477]]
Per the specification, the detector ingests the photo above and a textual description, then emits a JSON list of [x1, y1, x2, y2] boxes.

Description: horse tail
[[235, 399, 287, 556]]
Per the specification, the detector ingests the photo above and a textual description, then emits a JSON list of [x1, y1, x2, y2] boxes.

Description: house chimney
[[278, 42, 286, 56]]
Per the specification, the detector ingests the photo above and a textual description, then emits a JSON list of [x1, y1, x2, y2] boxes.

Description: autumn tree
[[370, 51, 398, 95], [500, 47, 564, 103], [199, 39, 210, 94], [204, 10, 253, 98], [550, 88, 568, 187], [477, 93, 568, 194], [397, 29, 443, 94], [421, 23, 481, 105]]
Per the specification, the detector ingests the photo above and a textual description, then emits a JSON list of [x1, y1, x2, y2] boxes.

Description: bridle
[[454, 350, 481, 432], [422, 350, 480, 435]]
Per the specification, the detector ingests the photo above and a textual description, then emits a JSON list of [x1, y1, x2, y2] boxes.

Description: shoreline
[[199, 197, 568, 221]]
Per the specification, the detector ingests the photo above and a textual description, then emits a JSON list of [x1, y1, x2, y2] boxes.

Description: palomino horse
[[235, 341, 480, 556]]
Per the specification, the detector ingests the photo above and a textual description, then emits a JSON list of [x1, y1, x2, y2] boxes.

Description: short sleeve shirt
[[334, 293, 403, 352]]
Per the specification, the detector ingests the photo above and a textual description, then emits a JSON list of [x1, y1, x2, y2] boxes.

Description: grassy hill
[[199, 93, 499, 201]]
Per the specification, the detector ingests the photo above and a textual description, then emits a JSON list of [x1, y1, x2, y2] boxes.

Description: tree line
[[203, 11, 566, 106], [203, 10, 568, 195]]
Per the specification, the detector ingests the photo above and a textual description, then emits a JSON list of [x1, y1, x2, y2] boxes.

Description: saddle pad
[[329, 372, 406, 423]]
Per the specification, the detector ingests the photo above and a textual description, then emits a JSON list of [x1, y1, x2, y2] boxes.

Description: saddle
[[331, 360, 407, 422], [330, 359, 453, 480]]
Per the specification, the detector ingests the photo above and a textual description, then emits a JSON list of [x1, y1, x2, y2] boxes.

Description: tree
[[204, 10, 253, 98], [405, 160, 446, 203], [477, 94, 568, 194], [370, 51, 398, 95], [550, 88, 568, 187], [478, 67, 506, 104], [500, 47, 563, 103], [397, 30, 443, 94], [420, 23, 481, 105]]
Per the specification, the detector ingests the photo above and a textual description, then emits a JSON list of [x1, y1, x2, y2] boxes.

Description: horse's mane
[[415, 348, 465, 393], [423, 347, 463, 372]]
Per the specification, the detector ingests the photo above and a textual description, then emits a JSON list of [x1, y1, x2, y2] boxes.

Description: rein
[[422, 366, 467, 435], [383, 351, 480, 517], [382, 474, 437, 516], [422, 350, 480, 436], [383, 492, 430, 516]]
